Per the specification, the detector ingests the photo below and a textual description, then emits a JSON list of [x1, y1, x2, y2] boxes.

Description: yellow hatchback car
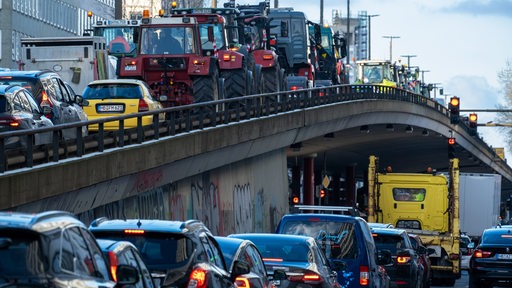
[[81, 79, 164, 131]]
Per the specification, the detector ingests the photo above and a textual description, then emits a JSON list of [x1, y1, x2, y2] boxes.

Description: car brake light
[[397, 256, 410, 264], [3, 116, 22, 127], [360, 265, 369, 286], [303, 273, 321, 281], [262, 54, 274, 60], [449, 253, 459, 260], [108, 251, 119, 281], [289, 273, 322, 284], [235, 276, 250, 288], [223, 54, 232, 61], [473, 249, 492, 258], [188, 268, 207, 288], [138, 99, 149, 112], [124, 229, 144, 234]]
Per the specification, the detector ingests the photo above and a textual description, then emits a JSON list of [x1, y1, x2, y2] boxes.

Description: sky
[[219, 0, 512, 160]]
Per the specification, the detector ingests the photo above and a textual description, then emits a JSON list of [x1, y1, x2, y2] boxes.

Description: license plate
[[125, 65, 136, 71], [497, 254, 512, 259], [97, 104, 124, 112]]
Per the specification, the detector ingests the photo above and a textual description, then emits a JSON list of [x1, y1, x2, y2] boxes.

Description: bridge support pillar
[[303, 155, 316, 206]]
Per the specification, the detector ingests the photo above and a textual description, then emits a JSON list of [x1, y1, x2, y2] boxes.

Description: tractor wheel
[[222, 68, 247, 99], [193, 65, 219, 115], [262, 63, 281, 94]]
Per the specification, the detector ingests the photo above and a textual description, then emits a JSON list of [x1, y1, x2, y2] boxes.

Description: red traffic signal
[[292, 195, 300, 204], [319, 189, 326, 198], [448, 137, 456, 145]]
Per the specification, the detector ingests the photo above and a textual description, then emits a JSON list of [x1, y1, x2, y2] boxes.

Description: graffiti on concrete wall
[[169, 184, 186, 221], [233, 183, 253, 233], [137, 188, 165, 219], [191, 174, 222, 235]]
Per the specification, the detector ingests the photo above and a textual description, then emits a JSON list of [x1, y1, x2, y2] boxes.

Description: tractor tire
[[262, 63, 280, 94], [193, 66, 219, 115], [222, 68, 247, 99]]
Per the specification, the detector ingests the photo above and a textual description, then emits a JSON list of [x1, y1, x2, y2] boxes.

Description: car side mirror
[[231, 260, 250, 279], [377, 249, 392, 265], [272, 269, 287, 280], [115, 264, 139, 286]]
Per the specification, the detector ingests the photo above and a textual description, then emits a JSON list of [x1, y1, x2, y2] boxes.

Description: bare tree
[[495, 60, 512, 151]]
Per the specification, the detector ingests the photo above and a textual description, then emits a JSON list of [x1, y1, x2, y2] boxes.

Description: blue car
[[276, 214, 391, 288]]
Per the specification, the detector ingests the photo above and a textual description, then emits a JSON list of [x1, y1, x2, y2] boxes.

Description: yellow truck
[[367, 155, 461, 286]]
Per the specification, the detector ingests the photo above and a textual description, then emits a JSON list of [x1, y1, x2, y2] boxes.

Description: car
[[228, 233, 340, 288], [0, 210, 139, 288], [409, 233, 434, 288], [468, 227, 512, 288], [0, 70, 88, 139], [0, 84, 53, 148], [89, 218, 250, 287], [96, 239, 157, 288], [371, 227, 424, 288], [80, 79, 164, 131], [275, 213, 391, 288], [460, 233, 473, 270], [215, 236, 280, 288]]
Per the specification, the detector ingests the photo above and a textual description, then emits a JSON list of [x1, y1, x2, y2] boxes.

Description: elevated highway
[[1, 85, 510, 227]]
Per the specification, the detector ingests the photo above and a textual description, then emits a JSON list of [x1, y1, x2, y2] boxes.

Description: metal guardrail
[[0, 84, 487, 173]]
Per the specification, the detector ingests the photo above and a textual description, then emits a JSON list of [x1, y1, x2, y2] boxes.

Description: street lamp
[[367, 14, 379, 60], [400, 54, 417, 68], [420, 70, 430, 83], [382, 35, 400, 62]]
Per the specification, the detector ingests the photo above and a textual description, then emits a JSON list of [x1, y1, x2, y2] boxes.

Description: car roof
[[280, 213, 360, 223], [0, 70, 55, 78], [368, 222, 394, 228], [87, 79, 147, 85], [229, 232, 314, 243], [89, 218, 209, 234], [0, 84, 22, 94], [0, 210, 85, 233], [371, 227, 406, 235]]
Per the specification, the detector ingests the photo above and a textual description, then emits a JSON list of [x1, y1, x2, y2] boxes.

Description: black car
[[215, 236, 281, 288], [409, 233, 433, 288], [229, 233, 340, 288], [0, 84, 53, 148], [468, 227, 512, 288], [371, 228, 424, 288], [0, 211, 139, 288], [89, 218, 250, 287], [0, 70, 88, 139], [96, 239, 157, 288], [276, 214, 390, 288]]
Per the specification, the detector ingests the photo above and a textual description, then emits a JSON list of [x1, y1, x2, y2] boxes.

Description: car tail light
[[289, 273, 322, 284], [188, 268, 207, 288], [473, 249, 492, 258], [262, 54, 274, 60], [0, 116, 22, 127], [262, 258, 283, 262], [223, 54, 232, 62], [360, 265, 369, 286], [107, 251, 119, 281], [449, 253, 460, 260], [41, 91, 53, 117], [235, 276, 250, 288], [124, 229, 144, 234], [138, 99, 149, 112], [396, 256, 411, 264]]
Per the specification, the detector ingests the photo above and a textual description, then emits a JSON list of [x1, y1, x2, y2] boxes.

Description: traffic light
[[291, 194, 300, 205], [319, 188, 326, 198], [449, 97, 460, 124], [448, 137, 456, 159], [468, 113, 478, 136]]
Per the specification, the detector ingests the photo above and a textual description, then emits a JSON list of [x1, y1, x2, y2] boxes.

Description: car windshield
[[0, 232, 48, 280], [82, 83, 143, 99], [280, 220, 357, 259], [91, 231, 194, 268], [373, 234, 405, 254]]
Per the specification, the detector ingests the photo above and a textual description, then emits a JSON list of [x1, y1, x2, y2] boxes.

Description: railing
[[0, 84, 485, 173]]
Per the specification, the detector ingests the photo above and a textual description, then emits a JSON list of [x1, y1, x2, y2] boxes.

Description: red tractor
[[118, 12, 244, 108]]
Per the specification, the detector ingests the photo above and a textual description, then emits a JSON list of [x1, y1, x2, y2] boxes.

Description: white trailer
[[19, 36, 115, 94], [459, 173, 502, 238]]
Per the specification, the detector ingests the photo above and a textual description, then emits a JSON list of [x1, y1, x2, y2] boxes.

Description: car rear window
[[280, 220, 357, 259], [0, 232, 47, 278], [83, 84, 143, 99], [0, 78, 36, 94], [92, 231, 194, 267], [481, 231, 512, 245], [372, 234, 405, 254]]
